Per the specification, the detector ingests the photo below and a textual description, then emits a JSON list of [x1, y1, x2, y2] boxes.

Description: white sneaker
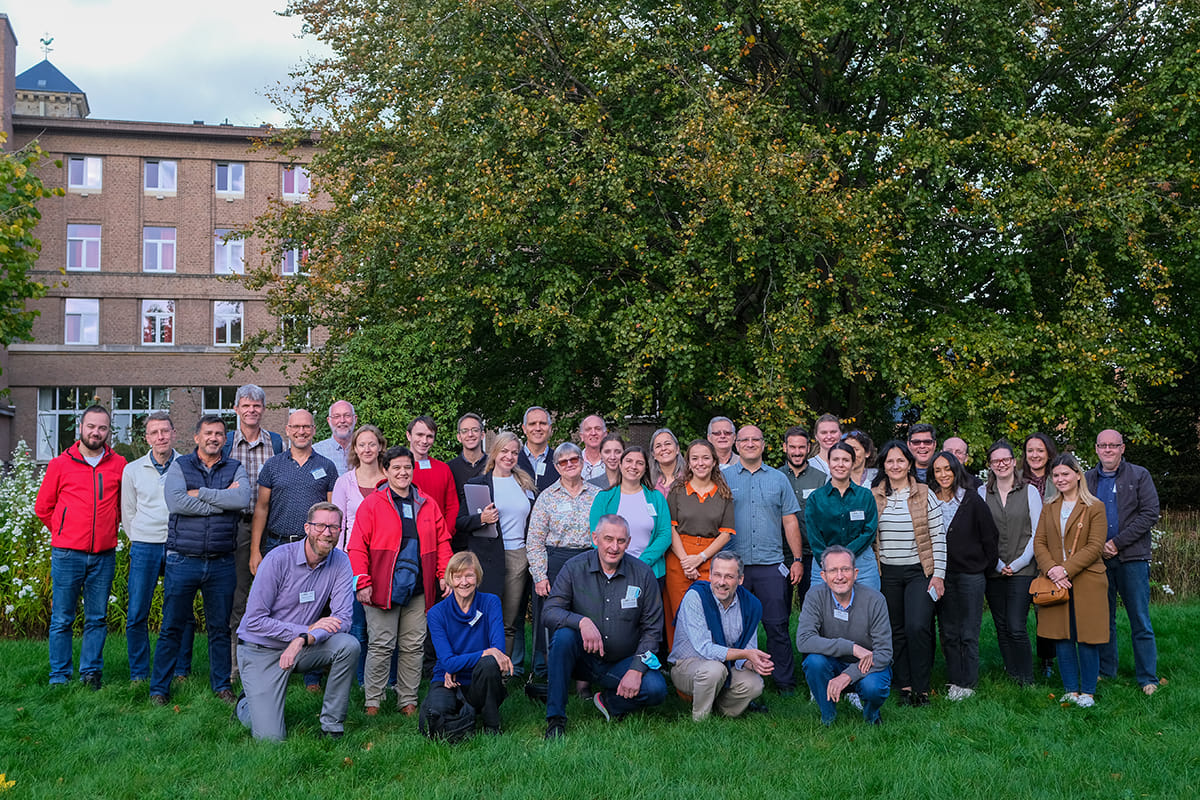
[[845, 692, 863, 711], [947, 685, 976, 701], [1062, 692, 1080, 704], [1074, 693, 1096, 708]]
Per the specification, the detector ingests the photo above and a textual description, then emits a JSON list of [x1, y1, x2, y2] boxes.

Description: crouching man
[[234, 502, 359, 740], [796, 545, 892, 726], [668, 551, 773, 720]]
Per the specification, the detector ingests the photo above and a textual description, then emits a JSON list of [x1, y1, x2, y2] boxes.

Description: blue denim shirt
[[723, 462, 801, 566]]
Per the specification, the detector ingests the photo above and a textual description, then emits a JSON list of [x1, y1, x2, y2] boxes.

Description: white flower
[[4, 604, 12, 615], [108, 594, 118, 605], [0, 565, 8, 573], [1161, 584, 1175, 596]]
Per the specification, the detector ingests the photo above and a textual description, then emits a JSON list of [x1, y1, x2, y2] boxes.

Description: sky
[[11, 1, 331, 126]]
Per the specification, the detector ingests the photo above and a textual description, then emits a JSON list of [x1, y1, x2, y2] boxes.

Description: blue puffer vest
[[167, 452, 241, 555]]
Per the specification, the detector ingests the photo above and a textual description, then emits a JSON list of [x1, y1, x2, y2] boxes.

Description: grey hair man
[[313, 400, 357, 476], [707, 416, 739, 470]]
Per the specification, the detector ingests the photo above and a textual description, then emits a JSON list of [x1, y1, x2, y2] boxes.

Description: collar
[[685, 482, 718, 501], [587, 550, 626, 579], [233, 427, 267, 447], [291, 539, 329, 571], [830, 585, 855, 612], [710, 583, 740, 612], [1098, 465, 1120, 479]]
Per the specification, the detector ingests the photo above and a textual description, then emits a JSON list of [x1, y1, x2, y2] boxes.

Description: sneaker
[[746, 700, 770, 714], [1061, 692, 1079, 705], [150, 693, 168, 706], [947, 685, 975, 701], [82, 673, 102, 691], [545, 716, 567, 740], [215, 689, 237, 705], [1142, 682, 1159, 696], [593, 691, 611, 722], [1074, 693, 1096, 708], [845, 692, 863, 711]]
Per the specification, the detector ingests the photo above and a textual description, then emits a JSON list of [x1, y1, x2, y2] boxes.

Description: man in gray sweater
[[796, 545, 892, 725]]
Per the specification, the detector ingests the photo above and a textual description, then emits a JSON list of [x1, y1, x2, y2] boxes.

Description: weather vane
[[39, 34, 53, 58]]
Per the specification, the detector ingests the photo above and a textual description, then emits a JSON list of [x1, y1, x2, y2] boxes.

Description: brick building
[[1, 15, 317, 461]]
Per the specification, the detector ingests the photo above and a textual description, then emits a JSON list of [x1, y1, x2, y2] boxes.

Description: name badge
[[536, 462, 546, 476], [311, 467, 327, 480], [402, 504, 414, 519], [802, 488, 816, 499], [622, 585, 641, 608], [777, 563, 790, 578], [833, 608, 849, 622], [419, 459, 431, 470], [299, 591, 315, 604], [468, 609, 483, 627], [850, 510, 866, 521], [647, 502, 657, 517]]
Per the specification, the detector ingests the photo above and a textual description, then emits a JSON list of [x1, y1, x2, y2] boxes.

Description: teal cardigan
[[588, 486, 672, 579]]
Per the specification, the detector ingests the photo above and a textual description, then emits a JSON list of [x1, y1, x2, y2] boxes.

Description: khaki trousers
[[671, 657, 763, 721], [363, 593, 427, 708]]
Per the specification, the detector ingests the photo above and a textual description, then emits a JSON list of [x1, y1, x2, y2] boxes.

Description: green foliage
[[246, 0, 1200, 452], [0, 138, 63, 360]]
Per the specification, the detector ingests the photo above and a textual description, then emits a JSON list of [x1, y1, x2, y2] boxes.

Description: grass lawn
[[2, 604, 1197, 799]]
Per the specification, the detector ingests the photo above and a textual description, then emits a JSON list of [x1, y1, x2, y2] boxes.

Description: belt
[[167, 550, 232, 560], [266, 532, 304, 543]]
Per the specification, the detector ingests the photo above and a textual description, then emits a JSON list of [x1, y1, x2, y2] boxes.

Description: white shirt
[[493, 475, 532, 551]]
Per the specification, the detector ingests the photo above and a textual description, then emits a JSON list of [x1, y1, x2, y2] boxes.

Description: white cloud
[[11, 1, 330, 125]]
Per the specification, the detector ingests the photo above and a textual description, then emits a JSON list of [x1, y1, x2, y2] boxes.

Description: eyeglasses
[[458, 427, 482, 435], [823, 566, 855, 574], [989, 457, 1014, 467], [909, 438, 935, 446], [306, 522, 339, 533], [288, 424, 315, 431], [1096, 443, 1124, 450], [710, 430, 734, 438], [557, 456, 581, 466]]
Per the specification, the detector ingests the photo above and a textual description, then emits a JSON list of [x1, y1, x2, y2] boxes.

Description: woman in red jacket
[[349, 445, 452, 717]]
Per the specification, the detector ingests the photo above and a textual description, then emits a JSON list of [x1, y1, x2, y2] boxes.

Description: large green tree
[[0, 139, 61, 359], [244, 0, 1200, 451]]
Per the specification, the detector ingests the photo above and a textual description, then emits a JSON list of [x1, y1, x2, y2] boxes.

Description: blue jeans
[[545, 628, 667, 720], [811, 550, 881, 593], [802, 653, 890, 724], [1057, 638, 1101, 695], [150, 552, 235, 697], [1100, 558, 1158, 686], [49, 548, 116, 684], [126, 542, 194, 681]]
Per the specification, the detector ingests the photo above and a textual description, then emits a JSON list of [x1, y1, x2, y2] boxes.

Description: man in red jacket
[[35, 405, 127, 689]]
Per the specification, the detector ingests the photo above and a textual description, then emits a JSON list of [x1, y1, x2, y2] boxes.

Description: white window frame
[[67, 224, 102, 271], [144, 160, 178, 194], [111, 386, 172, 446], [215, 162, 245, 197], [141, 299, 175, 346], [281, 247, 308, 276], [143, 226, 177, 272], [280, 315, 311, 349], [213, 301, 244, 346], [67, 156, 102, 192], [214, 229, 245, 275], [37, 386, 99, 461], [65, 298, 99, 345], [282, 165, 311, 201]]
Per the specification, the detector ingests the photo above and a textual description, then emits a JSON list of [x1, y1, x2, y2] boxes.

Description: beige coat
[[1033, 497, 1109, 644]]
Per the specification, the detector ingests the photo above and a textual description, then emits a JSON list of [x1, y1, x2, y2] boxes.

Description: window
[[280, 316, 311, 348], [281, 247, 308, 276], [214, 228, 244, 274], [67, 224, 101, 271], [112, 387, 171, 446], [143, 227, 177, 272], [65, 298, 99, 345], [202, 386, 239, 428], [216, 162, 245, 196], [141, 300, 175, 345], [144, 160, 177, 193], [213, 301, 243, 346], [282, 166, 310, 200], [36, 387, 99, 460], [68, 156, 102, 191]]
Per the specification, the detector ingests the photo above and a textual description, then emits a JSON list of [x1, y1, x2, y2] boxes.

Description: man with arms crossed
[[313, 399, 357, 476], [797, 545, 893, 725]]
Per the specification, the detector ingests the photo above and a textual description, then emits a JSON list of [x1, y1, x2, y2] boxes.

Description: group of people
[[34, 392, 1163, 741]]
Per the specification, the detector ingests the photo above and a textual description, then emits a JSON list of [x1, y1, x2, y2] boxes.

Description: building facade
[[1, 15, 317, 461]]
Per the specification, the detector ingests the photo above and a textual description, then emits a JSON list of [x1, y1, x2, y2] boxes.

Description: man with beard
[[313, 400, 357, 476]]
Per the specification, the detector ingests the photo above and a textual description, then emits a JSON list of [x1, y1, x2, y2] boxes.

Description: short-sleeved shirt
[[667, 484, 735, 540], [723, 462, 801, 566], [258, 449, 339, 538]]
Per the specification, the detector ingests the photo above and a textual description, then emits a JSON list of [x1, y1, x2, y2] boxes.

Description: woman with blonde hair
[[649, 428, 686, 497], [1034, 453, 1108, 707], [458, 431, 536, 657]]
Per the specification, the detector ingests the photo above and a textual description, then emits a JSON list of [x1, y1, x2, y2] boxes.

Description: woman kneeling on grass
[[1034, 454, 1108, 708], [420, 551, 512, 739]]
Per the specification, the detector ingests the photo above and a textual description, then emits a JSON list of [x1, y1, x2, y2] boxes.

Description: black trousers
[[881, 563, 936, 695], [422, 655, 507, 730]]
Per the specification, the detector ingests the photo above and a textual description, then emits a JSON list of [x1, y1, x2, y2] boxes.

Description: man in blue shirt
[[1086, 429, 1162, 695], [235, 502, 359, 740], [723, 424, 803, 694]]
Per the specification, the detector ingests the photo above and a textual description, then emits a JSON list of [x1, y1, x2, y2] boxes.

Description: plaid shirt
[[231, 428, 276, 513], [526, 479, 599, 583]]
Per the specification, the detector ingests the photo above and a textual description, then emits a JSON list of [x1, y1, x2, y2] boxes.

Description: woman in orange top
[[663, 439, 736, 648]]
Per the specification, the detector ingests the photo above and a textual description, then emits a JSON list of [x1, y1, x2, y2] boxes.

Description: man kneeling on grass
[[541, 514, 667, 739], [234, 502, 359, 741], [796, 545, 892, 726], [668, 551, 773, 720]]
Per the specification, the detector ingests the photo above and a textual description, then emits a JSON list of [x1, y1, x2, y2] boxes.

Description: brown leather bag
[[1030, 503, 1085, 607]]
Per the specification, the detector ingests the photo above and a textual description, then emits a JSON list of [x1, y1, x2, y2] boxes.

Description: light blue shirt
[[723, 461, 801, 566]]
